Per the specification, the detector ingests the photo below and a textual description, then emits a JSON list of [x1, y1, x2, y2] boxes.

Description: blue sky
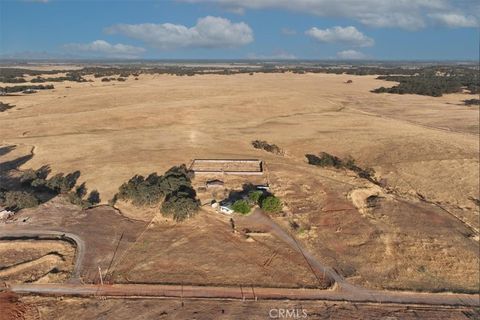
[[0, 0, 478, 60]]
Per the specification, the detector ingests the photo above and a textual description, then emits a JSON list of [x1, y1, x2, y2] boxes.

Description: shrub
[[248, 190, 263, 205], [463, 99, 480, 106], [252, 140, 283, 155], [261, 196, 282, 213], [231, 199, 251, 214], [305, 152, 342, 168], [289, 220, 300, 231], [306, 153, 376, 182]]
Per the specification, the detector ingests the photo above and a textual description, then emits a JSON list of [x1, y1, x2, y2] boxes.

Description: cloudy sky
[[1, 0, 478, 60]]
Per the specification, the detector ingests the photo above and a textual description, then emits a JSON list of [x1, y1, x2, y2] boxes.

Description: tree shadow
[[0, 147, 81, 209], [0, 154, 33, 173], [0, 145, 16, 157]]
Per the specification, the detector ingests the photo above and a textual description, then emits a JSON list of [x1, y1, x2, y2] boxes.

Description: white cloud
[[181, 0, 479, 30], [63, 40, 145, 58], [105, 16, 253, 49], [428, 13, 479, 27], [306, 26, 374, 47], [336, 49, 368, 60]]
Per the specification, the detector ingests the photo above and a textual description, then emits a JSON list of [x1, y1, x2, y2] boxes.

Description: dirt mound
[[0, 240, 74, 284], [348, 185, 387, 217]]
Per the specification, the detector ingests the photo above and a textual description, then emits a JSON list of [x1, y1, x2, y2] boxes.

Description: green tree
[[261, 196, 282, 213], [87, 190, 101, 205], [231, 199, 251, 214], [20, 169, 38, 185], [2, 191, 39, 210], [248, 190, 263, 205], [75, 182, 87, 198], [161, 193, 199, 221]]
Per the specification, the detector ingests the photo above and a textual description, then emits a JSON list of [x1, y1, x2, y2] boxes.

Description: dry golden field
[[0, 70, 478, 292], [0, 240, 74, 284]]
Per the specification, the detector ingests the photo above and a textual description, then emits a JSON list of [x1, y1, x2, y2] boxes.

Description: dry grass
[[0, 71, 478, 292], [0, 240, 74, 283]]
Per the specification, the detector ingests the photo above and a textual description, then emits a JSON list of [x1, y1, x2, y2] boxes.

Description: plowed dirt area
[[111, 210, 329, 288]]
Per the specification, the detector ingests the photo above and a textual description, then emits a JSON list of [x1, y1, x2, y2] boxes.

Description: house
[[206, 179, 224, 188]]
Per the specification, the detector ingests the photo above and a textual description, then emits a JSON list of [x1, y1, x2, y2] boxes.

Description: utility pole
[[98, 266, 104, 286], [240, 285, 245, 301]]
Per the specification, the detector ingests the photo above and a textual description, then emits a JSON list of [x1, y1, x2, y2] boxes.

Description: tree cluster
[[30, 73, 87, 83], [229, 188, 282, 215], [372, 67, 479, 97], [252, 140, 284, 155], [114, 164, 199, 222], [463, 99, 480, 106], [0, 84, 54, 93], [20, 167, 80, 194], [1, 166, 100, 211], [0, 77, 27, 83], [306, 153, 376, 182], [67, 182, 101, 208], [0, 190, 39, 211]]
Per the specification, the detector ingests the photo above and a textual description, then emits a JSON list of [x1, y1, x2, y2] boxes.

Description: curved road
[[0, 230, 85, 280], [1, 216, 479, 307]]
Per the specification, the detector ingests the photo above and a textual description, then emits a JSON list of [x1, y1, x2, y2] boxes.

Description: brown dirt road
[[6, 282, 479, 307]]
